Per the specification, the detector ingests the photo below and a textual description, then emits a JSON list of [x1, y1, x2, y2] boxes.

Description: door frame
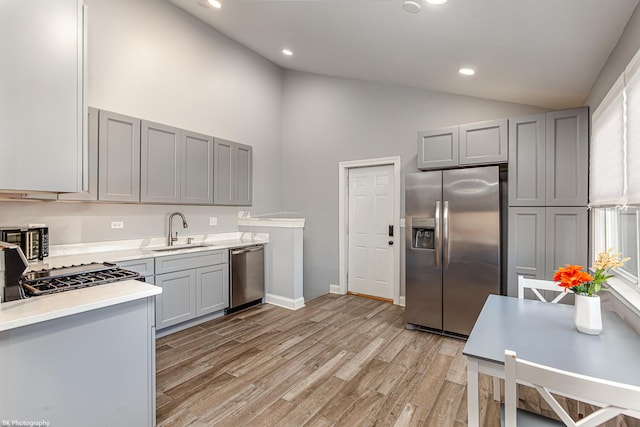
[[338, 156, 401, 305]]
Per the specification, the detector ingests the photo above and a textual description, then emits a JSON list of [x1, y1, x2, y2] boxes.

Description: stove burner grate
[[20, 262, 143, 297]]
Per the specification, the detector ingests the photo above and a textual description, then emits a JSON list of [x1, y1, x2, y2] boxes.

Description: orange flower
[[553, 264, 594, 292]]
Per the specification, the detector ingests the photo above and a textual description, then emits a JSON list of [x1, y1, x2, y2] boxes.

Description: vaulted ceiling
[[169, 0, 640, 109]]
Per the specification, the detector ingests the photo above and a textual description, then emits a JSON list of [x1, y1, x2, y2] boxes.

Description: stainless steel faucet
[[168, 212, 188, 246]]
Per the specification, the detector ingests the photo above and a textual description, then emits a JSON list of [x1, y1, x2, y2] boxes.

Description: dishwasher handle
[[231, 245, 264, 255]]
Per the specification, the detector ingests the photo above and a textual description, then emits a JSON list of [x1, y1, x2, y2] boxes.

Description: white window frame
[[591, 207, 640, 313]]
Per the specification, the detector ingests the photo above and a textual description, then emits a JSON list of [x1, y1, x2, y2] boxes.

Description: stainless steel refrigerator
[[405, 166, 501, 337]]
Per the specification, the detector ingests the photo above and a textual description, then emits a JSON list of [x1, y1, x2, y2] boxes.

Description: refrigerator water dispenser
[[411, 217, 435, 249]]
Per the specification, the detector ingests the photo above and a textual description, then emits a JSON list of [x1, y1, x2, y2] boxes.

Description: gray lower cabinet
[[417, 126, 459, 170], [98, 110, 141, 202], [545, 207, 589, 277], [0, 297, 156, 426], [214, 138, 253, 206], [115, 257, 155, 277], [156, 269, 197, 329], [508, 207, 546, 287], [0, 0, 85, 193], [154, 249, 230, 330], [141, 120, 181, 203], [507, 206, 588, 295], [196, 263, 229, 316], [508, 107, 588, 207], [459, 118, 508, 165]]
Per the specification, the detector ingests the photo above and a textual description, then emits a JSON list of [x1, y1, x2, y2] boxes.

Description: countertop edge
[[0, 281, 161, 332]]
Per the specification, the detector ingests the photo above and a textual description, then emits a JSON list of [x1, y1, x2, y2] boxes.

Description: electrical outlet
[[111, 221, 124, 229], [209, 217, 218, 226]]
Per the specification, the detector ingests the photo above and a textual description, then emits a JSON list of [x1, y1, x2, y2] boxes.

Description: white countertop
[[30, 232, 269, 270], [1, 232, 268, 332], [0, 280, 161, 332]]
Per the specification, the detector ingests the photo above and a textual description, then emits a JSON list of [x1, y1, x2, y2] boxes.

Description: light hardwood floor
[[156, 294, 639, 426]]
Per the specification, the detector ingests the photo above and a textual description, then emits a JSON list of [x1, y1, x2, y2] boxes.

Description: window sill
[[606, 277, 640, 317]]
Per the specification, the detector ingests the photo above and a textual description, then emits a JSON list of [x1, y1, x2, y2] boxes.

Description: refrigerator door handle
[[435, 201, 441, 267], [443, 200, 450, 268]]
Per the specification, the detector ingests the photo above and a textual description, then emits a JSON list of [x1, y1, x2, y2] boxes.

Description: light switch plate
[[209, 217, 218, 226]]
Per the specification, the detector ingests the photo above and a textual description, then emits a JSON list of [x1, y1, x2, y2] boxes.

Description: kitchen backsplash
[[0, 201, 242, 245]]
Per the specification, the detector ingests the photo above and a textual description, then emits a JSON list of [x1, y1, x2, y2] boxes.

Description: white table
[[463, 294, 640, 426]]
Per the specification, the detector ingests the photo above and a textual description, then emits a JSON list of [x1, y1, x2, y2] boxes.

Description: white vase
[[574, 294, 602, 335]]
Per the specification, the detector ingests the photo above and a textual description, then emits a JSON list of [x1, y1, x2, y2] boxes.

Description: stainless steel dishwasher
[[227, 245, 264, 314]]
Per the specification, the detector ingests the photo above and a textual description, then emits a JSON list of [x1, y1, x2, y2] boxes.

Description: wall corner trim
[[265, 293, 305, 310]]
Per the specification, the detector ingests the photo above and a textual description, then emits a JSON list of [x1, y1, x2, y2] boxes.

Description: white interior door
[[348, 164, 395, 299]]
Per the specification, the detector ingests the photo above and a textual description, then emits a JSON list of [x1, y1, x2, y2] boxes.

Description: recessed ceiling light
[[208, 0, 221, 9], [402, 1, 421, 13], [459, 68, 475, 76], [282, 49, 293, 56], [426, 0, 448, 5]]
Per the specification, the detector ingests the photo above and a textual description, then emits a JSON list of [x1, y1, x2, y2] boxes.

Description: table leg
[[467, 357, 480, 427]]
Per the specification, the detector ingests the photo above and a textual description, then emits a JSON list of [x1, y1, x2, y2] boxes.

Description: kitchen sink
[[150, 244, 210, 252]]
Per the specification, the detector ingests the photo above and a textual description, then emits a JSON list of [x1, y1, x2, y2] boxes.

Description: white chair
[[501, 349, 640, 427], [518, 276, 569, 304], [493, 276, 569, 401]]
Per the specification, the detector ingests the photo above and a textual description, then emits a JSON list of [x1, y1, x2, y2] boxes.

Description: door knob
[[388, 240, 394, 245]]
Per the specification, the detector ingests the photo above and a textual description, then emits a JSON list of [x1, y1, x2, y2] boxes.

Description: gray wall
[[0, 0, 284, 245], [584, 2, 640, 109], [280, 71, 546, 300]]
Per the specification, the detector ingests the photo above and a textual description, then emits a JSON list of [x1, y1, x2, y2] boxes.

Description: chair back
[[503, 350, 640, 427], [518, 276, 568, 303]]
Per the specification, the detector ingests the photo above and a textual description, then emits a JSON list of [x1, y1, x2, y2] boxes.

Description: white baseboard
[[265, 293, 305, 310], [398, 296, 406, 307], [329, 284, 342, 294]]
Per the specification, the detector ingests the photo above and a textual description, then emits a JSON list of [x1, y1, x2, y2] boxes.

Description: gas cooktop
[[20, 262, 143, 297]]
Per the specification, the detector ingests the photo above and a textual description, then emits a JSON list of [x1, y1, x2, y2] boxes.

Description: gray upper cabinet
[[181, 130, 214, 205], [141, 121, 181, 204], [508, 107, 588, 207], [214, 139, 253, 206], [418, 120, 508, 170], [141, 123, 215, 205], [98, 110, 141, 202], [59, 107, 99, 201], [417, 127, 459, 170], [82, 106, 252, 206], [459, 118, 508, 165], [545, 107, 589, 206], [508, 114, 546, 206], [235, 142, 253, 206], [214, 139, 234, 205], [0, 0, 85, 193]]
